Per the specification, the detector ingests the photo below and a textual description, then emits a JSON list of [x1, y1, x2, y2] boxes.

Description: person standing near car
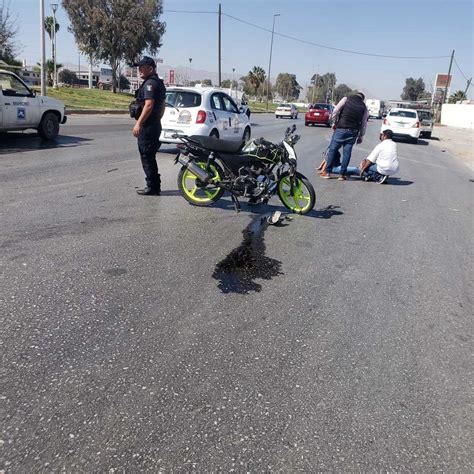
[[320, 92, 369, 181], [132, 56, 166, 195]]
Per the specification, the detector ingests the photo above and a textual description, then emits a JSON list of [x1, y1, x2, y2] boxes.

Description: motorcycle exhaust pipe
[[178, 155, 212, 183]]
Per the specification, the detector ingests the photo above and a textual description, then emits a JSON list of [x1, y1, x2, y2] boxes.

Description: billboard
[[432, 73, 453, 104]]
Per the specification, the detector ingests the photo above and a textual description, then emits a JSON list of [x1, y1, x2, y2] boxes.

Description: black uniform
[[137, 73, 166, 191]]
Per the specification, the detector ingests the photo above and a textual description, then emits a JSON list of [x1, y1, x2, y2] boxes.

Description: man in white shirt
[[359, 129, 399, 184]]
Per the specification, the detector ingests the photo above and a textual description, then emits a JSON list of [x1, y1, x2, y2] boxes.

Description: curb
[[66, 109, 129, 115]]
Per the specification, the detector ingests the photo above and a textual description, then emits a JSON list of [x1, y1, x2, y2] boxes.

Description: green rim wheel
[[177, 160, 225, 206], [277, 171, 316, 214]]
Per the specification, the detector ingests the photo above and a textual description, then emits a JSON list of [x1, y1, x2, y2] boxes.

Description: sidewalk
[[430, 125, 473, 172]]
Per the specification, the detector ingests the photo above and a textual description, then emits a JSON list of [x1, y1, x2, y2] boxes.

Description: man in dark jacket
[[132, 56, 166, 195], [320, 92, 368, 181]]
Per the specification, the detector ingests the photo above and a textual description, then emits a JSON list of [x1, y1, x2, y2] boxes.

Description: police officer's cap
[[133, 56, 156, 68]]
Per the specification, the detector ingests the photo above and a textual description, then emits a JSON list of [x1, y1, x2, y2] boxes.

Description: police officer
[[132, 56, 166, 195]]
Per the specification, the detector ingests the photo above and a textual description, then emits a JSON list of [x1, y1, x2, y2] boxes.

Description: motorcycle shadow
[[214, 196, 344, 220]]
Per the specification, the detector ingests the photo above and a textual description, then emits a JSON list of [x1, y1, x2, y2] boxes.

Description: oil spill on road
[[212, 213, 284, 294]]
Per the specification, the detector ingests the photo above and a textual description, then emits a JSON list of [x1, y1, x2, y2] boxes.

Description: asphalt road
[[1, 114, 472, 471]]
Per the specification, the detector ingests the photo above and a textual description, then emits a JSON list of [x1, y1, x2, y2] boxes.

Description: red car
[[305, 103, 334, 127]]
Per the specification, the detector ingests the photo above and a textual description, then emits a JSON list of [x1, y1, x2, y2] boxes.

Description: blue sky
[[10, 0, 474, 99]]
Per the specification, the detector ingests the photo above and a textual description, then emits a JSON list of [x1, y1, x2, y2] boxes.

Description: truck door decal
[[17, 107, 26, 120]]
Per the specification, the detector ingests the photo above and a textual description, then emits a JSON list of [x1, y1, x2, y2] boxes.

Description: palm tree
[[248, 66, 266, 100], [449, 90, 467, 104], [44, 16, 60, 56], [35, 60, 63, 86]]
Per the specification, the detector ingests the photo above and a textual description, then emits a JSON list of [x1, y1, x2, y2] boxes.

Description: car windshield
[[312, 104, 330, 110], [417, 110, 432, 120], [389, 110, 417, 118], [166, 91, 202, 108]]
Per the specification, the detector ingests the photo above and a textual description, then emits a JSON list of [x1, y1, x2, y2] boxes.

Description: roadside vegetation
[[35, 87, 133, 110]]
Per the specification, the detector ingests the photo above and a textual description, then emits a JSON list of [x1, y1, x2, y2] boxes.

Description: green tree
[[274, 73, 301, 101], [58, 68, 78, 85], [448, 90, 467, 103], [44, 16, 60, 40], [0, 0, 20, 63], [307, 72, 337, 103], [333, 84, 354, 103], [201, 78, 213, 86], [220, 79, 238, 89], [119, 74, 130, 91], [401, 77, 426, 101], [248, 66, 266, 99], [62, 0, 166, 93], [35, 59, 63, 86]]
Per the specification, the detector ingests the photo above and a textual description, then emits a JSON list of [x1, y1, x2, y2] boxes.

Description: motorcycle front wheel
[[177, 160, 225, 206], [277, 171, 316, 215]]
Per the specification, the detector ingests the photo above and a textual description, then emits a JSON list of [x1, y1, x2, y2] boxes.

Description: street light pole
[[266, 13, 280, 112], [188, 57, 192, 86], [51, 3, 58, 88], [40, 0, 46, 95]]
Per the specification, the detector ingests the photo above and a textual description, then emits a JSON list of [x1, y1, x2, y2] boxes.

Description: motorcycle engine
[[234, 165, 274, 197]]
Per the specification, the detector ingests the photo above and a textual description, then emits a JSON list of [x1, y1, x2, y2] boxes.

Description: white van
[[365, 99, 385, 119], [0, 69, 67, 139]]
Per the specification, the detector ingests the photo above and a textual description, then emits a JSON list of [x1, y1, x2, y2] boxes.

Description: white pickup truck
[[0, 69, 67, 139]]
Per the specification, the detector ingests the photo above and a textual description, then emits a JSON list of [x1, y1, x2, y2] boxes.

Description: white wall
[[441, 104, 474, 129]]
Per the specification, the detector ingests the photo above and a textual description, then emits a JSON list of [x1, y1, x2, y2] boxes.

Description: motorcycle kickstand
[[231, 194, 241, 213]]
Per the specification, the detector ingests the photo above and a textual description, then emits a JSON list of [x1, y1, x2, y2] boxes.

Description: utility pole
[[266, 13, 280, 112], [188, 57, 192, 86], [40, 0, 46, 95], [463, 78, 472, 100], [51, 3, 58, 88], [442, 49, 455, 104], [218, 3, 222, 87]]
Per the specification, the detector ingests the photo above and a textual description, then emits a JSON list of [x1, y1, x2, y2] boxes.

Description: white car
[[381, 108, 420, 143], [160, 87, 251, 145], [0, 69, 67, 139], [275, 103, 298, 119]]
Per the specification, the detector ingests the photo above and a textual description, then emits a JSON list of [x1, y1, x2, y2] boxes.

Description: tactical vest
[[337, 95, 367, 130]]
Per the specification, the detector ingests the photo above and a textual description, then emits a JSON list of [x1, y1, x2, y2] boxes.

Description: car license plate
[[314, 113, 320, 116]]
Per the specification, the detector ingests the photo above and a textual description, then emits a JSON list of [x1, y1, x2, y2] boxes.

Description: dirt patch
[[430, 125, 473, 171]]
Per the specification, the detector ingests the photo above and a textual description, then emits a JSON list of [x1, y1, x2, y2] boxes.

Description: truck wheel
[[38, 112, 59, 140]]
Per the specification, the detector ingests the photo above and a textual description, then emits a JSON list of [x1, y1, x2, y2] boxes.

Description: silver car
[[417, 109, 434, 139]]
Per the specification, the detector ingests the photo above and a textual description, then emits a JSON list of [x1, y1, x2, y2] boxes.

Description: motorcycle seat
[[189, 135, 245, 154]]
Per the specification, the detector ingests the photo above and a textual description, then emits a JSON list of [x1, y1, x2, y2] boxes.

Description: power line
[[453, 57, 473, 86], [222, 13, 450, 60], [164, 9, 217, 14]]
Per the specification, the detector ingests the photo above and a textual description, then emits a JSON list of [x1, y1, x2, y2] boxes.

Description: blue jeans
[[325, 128, 359, 175], [364, 163, 383, 179], [331, 165, 360, 176]]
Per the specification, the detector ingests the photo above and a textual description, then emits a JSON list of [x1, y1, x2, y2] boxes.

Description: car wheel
[[38, 112, 59, 140], [210, 129, 219, 139], [305, 122, 309, 126], [242, 127, 251, 142], [426, 132, 432, 139], [246, 109, 251, 119]]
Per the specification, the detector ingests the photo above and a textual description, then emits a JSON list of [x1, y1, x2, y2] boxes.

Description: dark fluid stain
[[213, 213, 283, 294], [104, 268, 128, 276]]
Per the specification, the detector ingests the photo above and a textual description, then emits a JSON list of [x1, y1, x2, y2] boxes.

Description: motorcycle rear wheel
[[177, 160, 225, 206], [277, 171, 316, 214]]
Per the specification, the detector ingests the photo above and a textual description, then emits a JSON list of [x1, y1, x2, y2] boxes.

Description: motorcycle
[[173, 125, 316, 214]]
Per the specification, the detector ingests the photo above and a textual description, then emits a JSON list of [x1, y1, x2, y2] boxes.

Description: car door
[[0, 72, 40, 128], [221, 93, 242, 140], [209, 92, 229, 138]]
